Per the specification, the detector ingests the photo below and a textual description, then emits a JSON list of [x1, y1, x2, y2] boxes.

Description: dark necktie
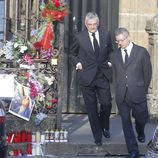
[[124, 49, 128, 64], [92, 33, 99, 58]]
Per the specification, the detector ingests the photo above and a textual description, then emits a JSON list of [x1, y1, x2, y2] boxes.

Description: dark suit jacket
[[110, 43, 152, 106], [70, 29, 113, 86]]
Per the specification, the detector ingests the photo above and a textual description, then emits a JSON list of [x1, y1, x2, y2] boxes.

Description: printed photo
[[9, 80, 34, 121]]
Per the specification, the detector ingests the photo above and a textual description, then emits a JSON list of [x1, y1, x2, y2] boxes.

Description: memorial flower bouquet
[[41, 0, 69, 22], [31, 0, 68, 58], [15, 69, 57, 114], [12, 35, 32, 63], [4, 34, 34, 65]]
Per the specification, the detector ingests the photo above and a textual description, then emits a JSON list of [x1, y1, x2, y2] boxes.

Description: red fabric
[[40, 23, 53, 50]]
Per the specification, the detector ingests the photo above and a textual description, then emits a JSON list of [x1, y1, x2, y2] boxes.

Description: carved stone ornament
[[146, 15, 158, 33]]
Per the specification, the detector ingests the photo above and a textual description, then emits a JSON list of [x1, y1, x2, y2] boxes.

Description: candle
[[64, 129, 68, 142], [7, 132, 12, 143], [21, 130, 27, 142], [13, 149, 18, 156], [32, 132, 36, 143], [10, 132, 15, 143], [17, 149, 21, 156], [32, 144, 36, 156], [55, 129, 59, 142], [27, 131, 32, 142], [60, 129, 64, 143], [41, 132, 45, 143], [36, 144, 41, 155], [36, 131, 41, 143], [27, 143, 32, 155], [45, 129, 50, 142], [13, 132, 18, 143], [17, 131, 21, 143], [49, 130, 54, 142]]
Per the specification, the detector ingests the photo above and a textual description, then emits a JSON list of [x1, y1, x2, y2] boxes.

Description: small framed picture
[[9, 80, 34, 121]]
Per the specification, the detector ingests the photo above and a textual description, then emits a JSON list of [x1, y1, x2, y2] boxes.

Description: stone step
[[44, 142, 147, 156]]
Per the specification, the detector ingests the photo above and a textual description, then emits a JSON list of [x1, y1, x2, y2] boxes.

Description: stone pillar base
[[147, 94, 158, 123]]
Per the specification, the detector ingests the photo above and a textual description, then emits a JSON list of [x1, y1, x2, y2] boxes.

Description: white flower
[[20, 45, 28, 53], [4, 41, 13, 60], [45, 76, 55, 85], [0, 48, 4, 56], [38, 93, 45, 102], [14, 42, 19, 48]]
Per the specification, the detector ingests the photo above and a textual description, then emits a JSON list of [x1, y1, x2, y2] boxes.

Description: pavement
[[44, 114, 157, 157], [8, 114, 158, 158]]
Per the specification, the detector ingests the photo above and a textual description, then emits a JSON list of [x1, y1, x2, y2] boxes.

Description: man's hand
[[108, 62, 112, 67], [76, 62, 83, 70]]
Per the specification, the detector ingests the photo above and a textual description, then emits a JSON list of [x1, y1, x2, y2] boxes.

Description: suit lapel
[[99, 30, 104, 54], [83, 30, 95, 55], [117, 48, 124, 66], [126, 44, 137, 67]]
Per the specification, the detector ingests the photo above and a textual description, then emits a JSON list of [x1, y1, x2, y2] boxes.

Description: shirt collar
[[121, 42, 133, 53], [88, 30, 99, 36]]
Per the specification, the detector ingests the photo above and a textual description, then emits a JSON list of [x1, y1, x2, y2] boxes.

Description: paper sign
[[0, 74, 14, 98]]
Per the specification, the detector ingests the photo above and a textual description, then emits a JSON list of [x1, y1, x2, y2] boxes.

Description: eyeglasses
[[86, 23, 98, 27], [115, 36, 128, 43]]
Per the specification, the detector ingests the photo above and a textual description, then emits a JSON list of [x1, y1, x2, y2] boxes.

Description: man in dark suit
[[70, 12, 112, 146], [110, 27, 152, 158]]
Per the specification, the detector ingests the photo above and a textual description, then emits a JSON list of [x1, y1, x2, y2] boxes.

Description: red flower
[[51, 99, 58, 103], [46, 105, 52, 109], [42, 0, 68, 22], [33, 42, 42, 51], [54, 0, 59, 7], [29, 82, 38, 98], [25, 72, 30, 79]]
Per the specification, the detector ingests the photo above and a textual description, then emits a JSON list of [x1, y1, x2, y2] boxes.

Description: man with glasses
[[110, 27, 152, 158], [70, 12, 113, 146]]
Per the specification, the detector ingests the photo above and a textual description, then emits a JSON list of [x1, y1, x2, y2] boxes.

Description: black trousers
[[118, 89, 148, 153], [80, 74, 112, 142]]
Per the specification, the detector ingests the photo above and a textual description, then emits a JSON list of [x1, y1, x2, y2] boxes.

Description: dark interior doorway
[[64, 0, 119, 113]]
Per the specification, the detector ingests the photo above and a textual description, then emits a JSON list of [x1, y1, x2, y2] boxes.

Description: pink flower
[[23, 54, 33, 65], [40, 48, 52, 59], [29, 82, 38, 98]]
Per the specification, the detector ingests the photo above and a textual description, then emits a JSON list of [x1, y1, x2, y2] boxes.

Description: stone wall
[[119, 0, 158, 48], [119, 0, 158, 121], [0, 1, 4, 47], [146, 15, 158, 121]]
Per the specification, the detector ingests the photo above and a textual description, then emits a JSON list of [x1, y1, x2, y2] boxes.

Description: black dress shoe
[[102, 129, 111, 138], [137, 134, 145, 143], [126, 150, 139, 158], [94, 141, 102, 146]]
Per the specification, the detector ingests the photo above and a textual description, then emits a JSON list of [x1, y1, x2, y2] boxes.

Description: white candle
[[41, 132, 45, 143], [36, 132, 41, 143], [32, 144, 36, 156], [32, 132, 36, 143], [36, 144, 41, 155]]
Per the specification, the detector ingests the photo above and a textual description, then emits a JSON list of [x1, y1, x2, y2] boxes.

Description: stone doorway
[[63, 0, 119, 113]]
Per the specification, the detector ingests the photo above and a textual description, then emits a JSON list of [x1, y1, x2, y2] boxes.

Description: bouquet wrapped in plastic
[[31, 0, 68, 59], [42, 0, 68, 22]]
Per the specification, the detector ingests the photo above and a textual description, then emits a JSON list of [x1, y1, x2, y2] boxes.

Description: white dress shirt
[[88, 30, 100, 50], [121, 42, 133, 63]]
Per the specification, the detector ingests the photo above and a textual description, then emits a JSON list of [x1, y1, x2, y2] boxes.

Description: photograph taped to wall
[[0, 74, 14, 99], [9, 80, 35, 121]]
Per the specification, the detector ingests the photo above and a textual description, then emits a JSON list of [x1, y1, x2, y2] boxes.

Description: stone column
[[146, 15, 158, 121]]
